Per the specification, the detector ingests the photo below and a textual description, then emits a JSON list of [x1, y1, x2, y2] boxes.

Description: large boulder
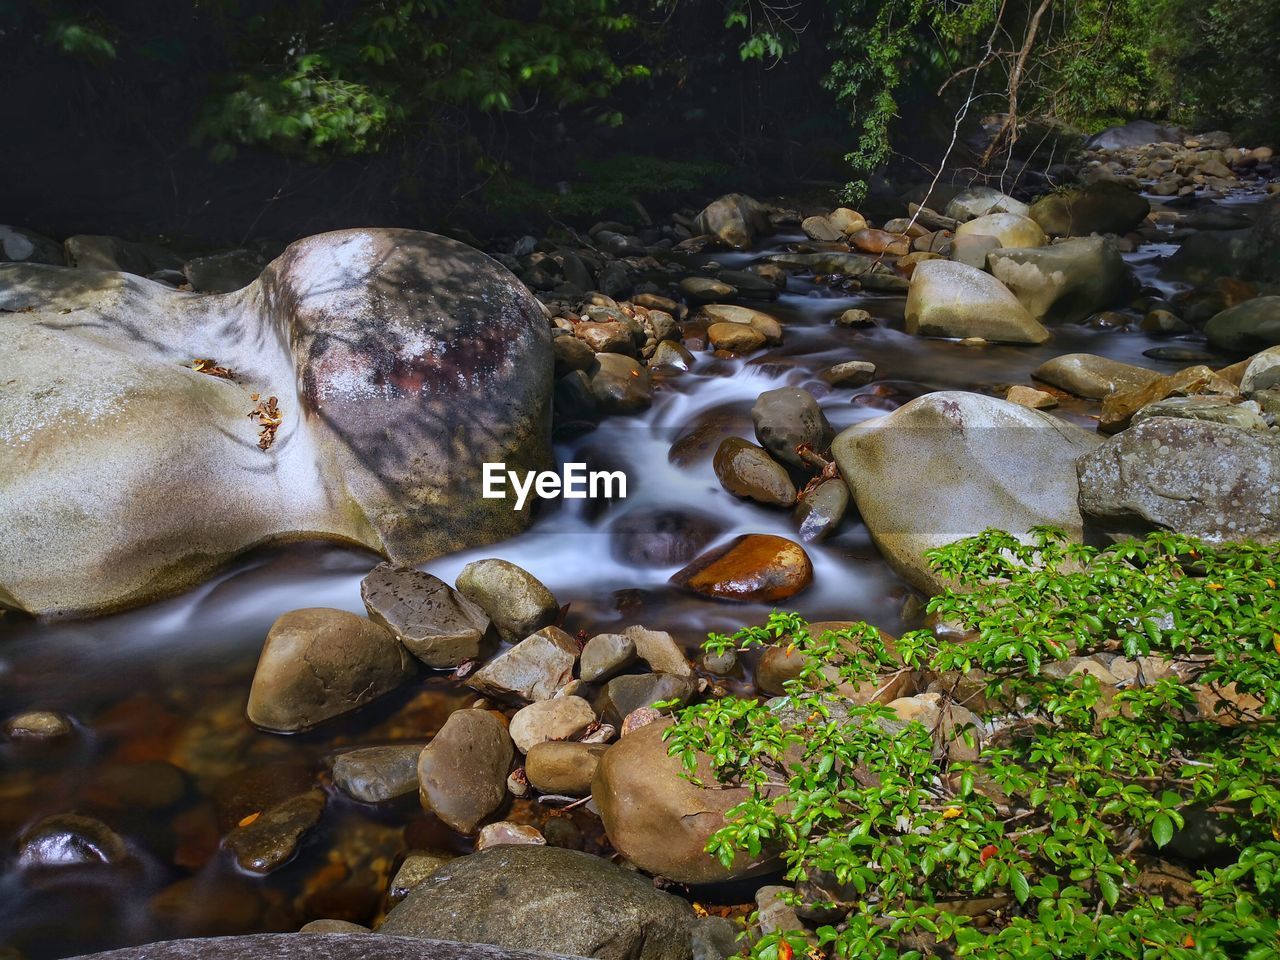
[[1204, 297, 1280, 354], [904, 260, 1050, 344], [692, 194, 771, 249], [591, 720, 776, 884], [831, 392, 1100, 594], [1085, 120, 1183, 150], [1078, 418, 1279, 543], [0, 229, 553, 617], [378, 845, 695, 960], [66, 935, 587, 960], [987, 236, 1131, 324], [1029, 180, 1150, 237], [1, 225, 64, 265]]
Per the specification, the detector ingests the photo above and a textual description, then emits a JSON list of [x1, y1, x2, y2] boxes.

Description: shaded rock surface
[[455, 559, 558, 644], [66, 934, 589, 960], [987, 236, 1130, 324], [378, 845, 695, 960], [332, 745, 426, 804], [592, 720, 775, 884]]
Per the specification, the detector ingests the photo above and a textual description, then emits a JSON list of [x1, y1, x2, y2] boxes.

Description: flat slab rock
[[67, 935, 590, 960]]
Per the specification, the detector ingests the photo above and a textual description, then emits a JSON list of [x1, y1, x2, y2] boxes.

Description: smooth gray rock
[[361, 564, 494, 669], [752, 387, 833, 467], [987, 236, 1131, 324], [1078, 417, 1279, 543], [67, 934, 586, 960], [624, 625, 693, 677], [467, 627, 579, 703], [378, 845, 695, 960], [0, 228, 553, 617], [832, 392, 1099, 594], [1204, 297, 1280, 354], [795, 477, 849, 542], [1032, 353, 1162, 399], [579, 633, 637, 683], [1, 225, 64, 265], [905, 260, 1049, 344], [332, 745, 427, 803], [508, 697, 596, 754], [944, 187, 1030, 222]]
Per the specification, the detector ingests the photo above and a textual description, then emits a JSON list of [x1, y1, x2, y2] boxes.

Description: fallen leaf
[[191, 358, 235, 380], [942, 806, 963, 819], [247, 394, 282, 451], [237, 811, 261, 828], [778, 941, 793, 960], [980, 843, 998, 863]]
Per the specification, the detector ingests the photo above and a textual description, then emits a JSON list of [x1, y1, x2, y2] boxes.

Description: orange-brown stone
[[671, 533, 812, 601]]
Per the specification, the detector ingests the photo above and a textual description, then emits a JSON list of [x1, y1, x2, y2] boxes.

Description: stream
[[0, 195, 1259, 958]]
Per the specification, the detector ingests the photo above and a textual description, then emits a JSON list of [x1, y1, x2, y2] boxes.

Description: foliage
[[192, 0, 651, 159], [1147, 0, 1280, 144], [665, 528, 1280, 959], [480, 152, 730, 220]]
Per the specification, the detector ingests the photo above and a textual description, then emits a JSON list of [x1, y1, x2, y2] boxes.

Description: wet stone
[[17, 813, 129, 867], [224, 789, 326, 875], [331, 745, 426, 803], [601, 673, 697, 726], [713, 437, 797, 507], [388, 851, 453, 904], [794, 477, 849, 542], [5, 710, 73, 740], [475, 822, 546, 850], [361, 563, 494, 668], [299, 920, 369, 934], [672, 534, 814, 602], [608, 508, 724, 567]]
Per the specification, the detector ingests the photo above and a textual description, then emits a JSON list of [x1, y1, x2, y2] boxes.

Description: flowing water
[[0, 196, 1259, 958]]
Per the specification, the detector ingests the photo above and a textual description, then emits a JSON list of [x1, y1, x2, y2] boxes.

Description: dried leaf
[[191, 358, 235, 380], [247, 394, 282, 450]]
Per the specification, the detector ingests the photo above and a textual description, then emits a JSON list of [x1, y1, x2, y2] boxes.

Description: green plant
[[665, 528, 1280, 959]]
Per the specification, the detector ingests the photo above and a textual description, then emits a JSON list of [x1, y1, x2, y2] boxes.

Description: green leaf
[[1152, 813, 1175, 848]]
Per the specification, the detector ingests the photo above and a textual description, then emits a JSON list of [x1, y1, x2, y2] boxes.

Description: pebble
[[1006, 385, 1058, 409], [223, 789, 326, 874], [5, 710, 73, 740], [524, 741, 611, 796], [361, 563, 494, 668], [467, 626, 579, 702], [625, 625, 693, 677], [835, 308, 874, 327], [455, 558, 559, 644], [508, 696, 596, 754], [475, 822, 546, 850], [821, 360, 876, 387]]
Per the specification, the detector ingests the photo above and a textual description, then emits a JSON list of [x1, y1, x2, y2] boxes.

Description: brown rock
[[851, 228, 909, 256], [592, 720, 776, 883], [524, 741, 611, 795], [467, 626, 579, 703], [575, 321, 636, 356], [713, 437, 797, 507], [224, 789, 326, 874], [1099, 365, 1239, 432], [671, 534, 812, 602], [246, 608, 413, 733], [707, 321, 766, 353], [1006, 385, 1058, 409], [417, 709, 513, 833]]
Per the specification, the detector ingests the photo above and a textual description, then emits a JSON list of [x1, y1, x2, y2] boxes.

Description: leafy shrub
[[665, 527, 1280, 959]]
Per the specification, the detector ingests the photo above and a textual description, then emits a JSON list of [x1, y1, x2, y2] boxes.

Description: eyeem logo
[[482, 462, 627, 511]]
